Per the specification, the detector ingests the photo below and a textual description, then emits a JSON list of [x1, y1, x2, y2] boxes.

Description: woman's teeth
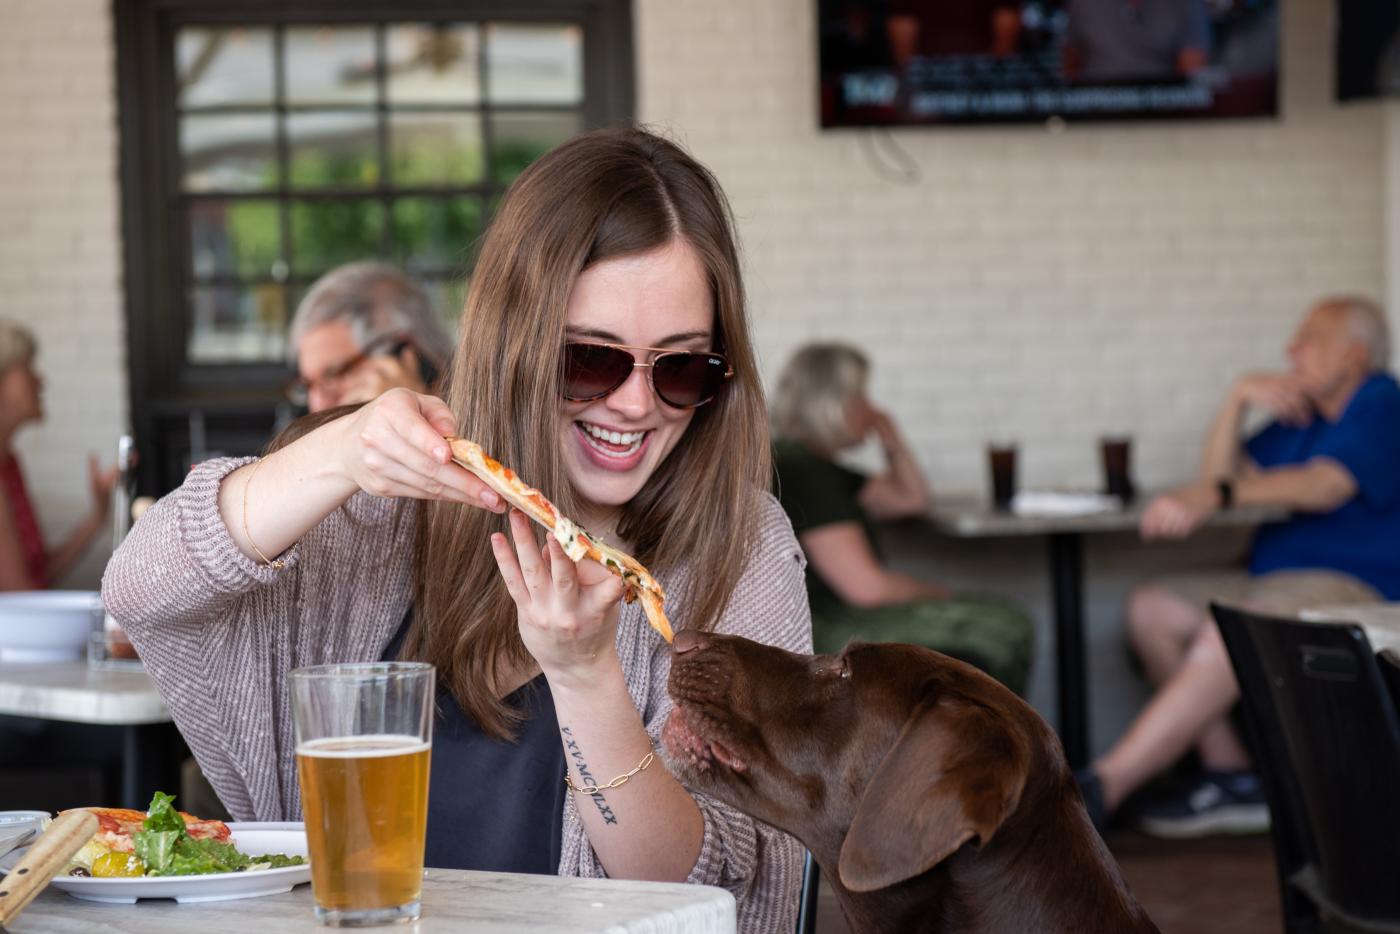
[[580, 423, 646, 457]]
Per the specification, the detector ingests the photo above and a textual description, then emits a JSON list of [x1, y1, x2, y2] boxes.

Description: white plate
[[0, 822, 311, 904], [0, 590, 103, 663]]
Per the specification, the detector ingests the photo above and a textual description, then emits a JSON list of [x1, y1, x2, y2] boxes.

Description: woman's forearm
[[549, 657, 703, 882], [841, 570, 948, 608], [876, 570, 947, 605], [218, 418, 361, 564], [881, 428, 930, 509]]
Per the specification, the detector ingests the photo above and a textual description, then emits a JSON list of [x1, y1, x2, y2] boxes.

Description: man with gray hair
[[288, 262, 454, 412], [1078, 295, 1400, 839]]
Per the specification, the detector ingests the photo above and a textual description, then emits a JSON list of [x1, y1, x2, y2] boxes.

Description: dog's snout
[[672, 629, 710, 655]]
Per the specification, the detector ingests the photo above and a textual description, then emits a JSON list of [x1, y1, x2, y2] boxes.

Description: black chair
[[1378, 649, 1400, 713], [795, 849, 821, 934], [1213, 604, 1400, 934]]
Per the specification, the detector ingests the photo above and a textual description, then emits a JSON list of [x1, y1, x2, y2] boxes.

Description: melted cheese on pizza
[[68, 807, 231, 856], [552, 515, 588, 561]]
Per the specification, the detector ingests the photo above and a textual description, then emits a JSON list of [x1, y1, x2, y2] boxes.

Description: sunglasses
[[561, 341, 733, 409]]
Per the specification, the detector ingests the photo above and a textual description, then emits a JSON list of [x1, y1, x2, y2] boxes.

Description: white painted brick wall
[[0, 0, 126, 590]]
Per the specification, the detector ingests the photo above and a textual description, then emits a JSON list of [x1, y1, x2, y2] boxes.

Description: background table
[[928, 496, 1287, 768], [17, 867, 737, 933], [0, 661, 179, 809]]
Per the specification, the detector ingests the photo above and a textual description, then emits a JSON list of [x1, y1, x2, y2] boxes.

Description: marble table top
[[1302, 602, 1400, 656], [16, 867, 737, 933], [0, 661, 170, 725], [929, 494, 1288, 537]]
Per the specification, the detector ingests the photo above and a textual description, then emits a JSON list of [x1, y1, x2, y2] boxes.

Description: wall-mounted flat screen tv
[[818, 0, 1278, 126], [1336, 0, 1400, 101]]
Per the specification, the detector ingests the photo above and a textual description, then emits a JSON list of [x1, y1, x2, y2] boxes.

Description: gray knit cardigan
[[102, 457, 813, 934]]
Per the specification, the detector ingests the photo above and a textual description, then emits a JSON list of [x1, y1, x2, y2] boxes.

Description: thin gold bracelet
[[242, 458, 285, 570], [565, 751, 655, 795]]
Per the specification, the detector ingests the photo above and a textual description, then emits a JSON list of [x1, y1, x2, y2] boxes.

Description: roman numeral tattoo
[[561, 726, 619, 825]]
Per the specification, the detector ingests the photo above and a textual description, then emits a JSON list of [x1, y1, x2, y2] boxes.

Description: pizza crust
[[447, 437, 674, 642]]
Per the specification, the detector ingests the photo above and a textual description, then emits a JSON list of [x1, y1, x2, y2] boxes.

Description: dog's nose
[[672, 629, 709, 655]]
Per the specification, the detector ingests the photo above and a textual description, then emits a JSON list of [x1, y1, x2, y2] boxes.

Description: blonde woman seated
[[0, 321, 118, 590], [771, 343, 1033, 693]]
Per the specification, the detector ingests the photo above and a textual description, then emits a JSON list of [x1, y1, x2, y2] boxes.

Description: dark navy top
[[1246, 372, 1400, 599], [382, 611, 567, 873]]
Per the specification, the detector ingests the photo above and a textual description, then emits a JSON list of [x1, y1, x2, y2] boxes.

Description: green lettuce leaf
[[133, 829, 180, 873], [161, 837, 249, 876], [249, 853, 306, 870], [142, 791, 185, 835]]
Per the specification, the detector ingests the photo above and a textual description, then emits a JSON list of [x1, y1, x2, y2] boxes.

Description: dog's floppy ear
[[838, 693, 1031, 893]]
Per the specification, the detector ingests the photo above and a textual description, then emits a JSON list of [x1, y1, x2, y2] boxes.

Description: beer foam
[[297, 734, 430, 758]]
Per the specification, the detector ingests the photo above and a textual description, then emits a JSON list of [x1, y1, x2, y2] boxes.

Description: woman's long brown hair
[[404, 127, 770, 739]]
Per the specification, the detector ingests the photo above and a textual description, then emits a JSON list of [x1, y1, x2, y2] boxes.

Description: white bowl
[[0, 591, 104, 663]]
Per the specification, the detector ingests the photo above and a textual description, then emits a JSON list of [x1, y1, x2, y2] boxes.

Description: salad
[[66, 791, 306, 878]]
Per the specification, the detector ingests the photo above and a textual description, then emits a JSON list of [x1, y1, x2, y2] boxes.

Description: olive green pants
[[813, 595, 1035, 696]]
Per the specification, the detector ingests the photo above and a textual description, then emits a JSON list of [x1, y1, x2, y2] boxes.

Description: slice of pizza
[[447, 437, 674, 643], [61, 806, 231, 869]]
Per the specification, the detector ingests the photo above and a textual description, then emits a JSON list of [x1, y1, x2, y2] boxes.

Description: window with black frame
[[115, 1, 633, 493], [179, 21, 594, 362]]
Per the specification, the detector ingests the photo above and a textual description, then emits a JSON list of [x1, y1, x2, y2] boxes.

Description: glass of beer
[[290, 662, 434, 926]]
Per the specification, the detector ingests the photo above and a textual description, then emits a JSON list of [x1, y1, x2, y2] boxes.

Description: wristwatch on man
[[1217, 478, 1235, 510]]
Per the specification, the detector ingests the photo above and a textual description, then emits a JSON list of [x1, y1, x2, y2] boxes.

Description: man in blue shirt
[[1079, 296, 1399, 838]]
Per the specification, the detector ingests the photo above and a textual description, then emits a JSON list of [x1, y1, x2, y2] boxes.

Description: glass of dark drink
[[987, 442, 1018, 512], [1100, 436, 1135, 504]]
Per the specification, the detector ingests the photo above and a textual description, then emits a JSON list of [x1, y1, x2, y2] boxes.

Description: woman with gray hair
[[0, 321, 118, 590], [771, 342, 1034, 693], [287, 262, 453, 412]]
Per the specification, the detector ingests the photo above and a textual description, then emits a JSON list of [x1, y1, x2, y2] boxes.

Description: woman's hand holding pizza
[[332, 389, 504, 511], [491, 509, 628, 685]]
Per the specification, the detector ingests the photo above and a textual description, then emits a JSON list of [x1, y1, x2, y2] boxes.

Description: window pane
[[390, 113, 484, 186], [284, 26, 377, 106], [422, 276, 467, 337], [489, 111, 581, 184], [288, 112, 379, 189], [387, 24, 481, 104], [291, 199, 385, 275], [181, 114, 278, 192], [486, 23, 582, 104], [187, 283, 288, 363], [177, 27, 274, 108], [392, 197, 482, 271], [189, 199, 282, 279]]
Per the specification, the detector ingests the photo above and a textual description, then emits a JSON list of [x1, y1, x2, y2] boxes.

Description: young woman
[[770, 342, 1033, 694], [103, 128, 811, 932], [0, 321, 118, 590]]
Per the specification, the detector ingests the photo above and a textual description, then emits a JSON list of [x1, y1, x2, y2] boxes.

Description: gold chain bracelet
[[242, 458, 286, 570], [565, 751, 655, 795]]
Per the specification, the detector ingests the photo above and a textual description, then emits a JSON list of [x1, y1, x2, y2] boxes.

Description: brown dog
[[663, 631, 1159, 934]]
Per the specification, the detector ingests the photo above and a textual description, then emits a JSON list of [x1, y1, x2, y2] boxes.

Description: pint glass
[[290, 662, 434, 926]]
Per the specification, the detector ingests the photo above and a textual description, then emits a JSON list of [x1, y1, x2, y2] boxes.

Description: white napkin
[[1010, 490, 1122, 518]]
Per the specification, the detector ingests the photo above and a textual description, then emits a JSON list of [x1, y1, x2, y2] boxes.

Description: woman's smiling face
[[559, 240, 714, 528]]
